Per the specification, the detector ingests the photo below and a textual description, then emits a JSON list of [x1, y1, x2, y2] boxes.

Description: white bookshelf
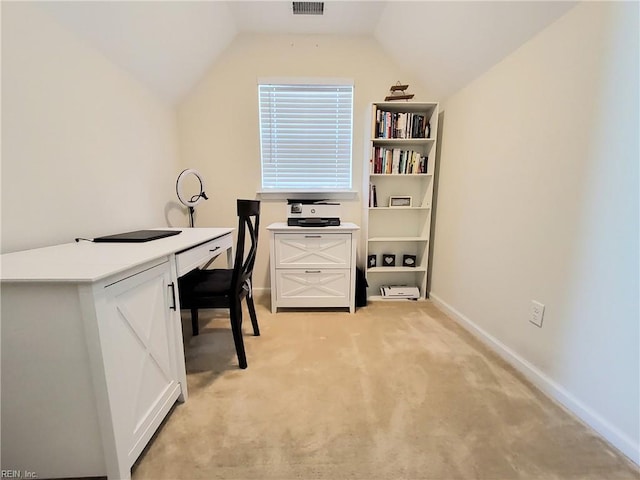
[[363, 101, 439, 301]]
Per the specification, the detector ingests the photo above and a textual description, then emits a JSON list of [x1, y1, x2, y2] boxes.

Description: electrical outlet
[[529, 300, 545, 327]]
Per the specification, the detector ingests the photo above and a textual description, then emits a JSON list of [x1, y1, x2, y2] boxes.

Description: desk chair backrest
[[232, 199, 260, 299]]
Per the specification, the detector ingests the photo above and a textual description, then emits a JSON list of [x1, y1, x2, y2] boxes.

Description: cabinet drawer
[[175, 235, 233, 277], [274, 233, 351, 268], [275, 269, 350, 308]]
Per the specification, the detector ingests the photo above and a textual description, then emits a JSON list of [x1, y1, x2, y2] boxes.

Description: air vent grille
[[292, 2, 324, 15]]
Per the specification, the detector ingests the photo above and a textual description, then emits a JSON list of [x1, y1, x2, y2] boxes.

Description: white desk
[[1, 228, 233, 480]]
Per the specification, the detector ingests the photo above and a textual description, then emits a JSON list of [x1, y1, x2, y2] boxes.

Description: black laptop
[[93, 229, 182, 243]]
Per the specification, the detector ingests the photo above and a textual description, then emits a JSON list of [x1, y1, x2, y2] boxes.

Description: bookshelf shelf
[[368, 266, 427, 273], [363, 101, 439, 301], [369, 173, 433, 177], [372, 138, 435, 145], [367, 295, 426, 302], [369, 236, 429, 242], [369, 206, 431, 211]]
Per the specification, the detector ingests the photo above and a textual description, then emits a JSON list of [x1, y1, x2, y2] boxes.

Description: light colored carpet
[[132, 300, 639, 480]]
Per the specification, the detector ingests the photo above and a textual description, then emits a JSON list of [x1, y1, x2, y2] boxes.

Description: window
[[258, 80, 353, 191]]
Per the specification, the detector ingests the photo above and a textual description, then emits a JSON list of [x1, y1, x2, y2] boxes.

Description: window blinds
[[258, 83, 353, 190]]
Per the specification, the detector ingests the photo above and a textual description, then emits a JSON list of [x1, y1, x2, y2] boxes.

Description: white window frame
[[257, 77, 355, 197]]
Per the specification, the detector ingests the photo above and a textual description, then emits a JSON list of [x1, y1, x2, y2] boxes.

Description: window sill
[[257, 190, 359, 201]]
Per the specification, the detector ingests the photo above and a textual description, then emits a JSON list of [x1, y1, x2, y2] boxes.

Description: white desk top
[[266, 222, 359, 232], [0, 227, 233, 283]]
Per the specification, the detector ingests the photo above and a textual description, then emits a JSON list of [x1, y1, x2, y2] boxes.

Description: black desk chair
[[179, 199, 260, 369]]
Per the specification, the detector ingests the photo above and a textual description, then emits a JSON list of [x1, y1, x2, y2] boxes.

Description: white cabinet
[[363, 102, 439, 300], [267, 223, 359, 313]]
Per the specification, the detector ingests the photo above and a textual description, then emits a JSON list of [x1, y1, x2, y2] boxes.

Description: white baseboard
[[429, 293, 640, 466], [252, 287, 270, 298]]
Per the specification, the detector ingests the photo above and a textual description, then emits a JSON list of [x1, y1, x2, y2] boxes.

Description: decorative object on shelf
[[403, 255, 417, 267], [368, 254, 377, 268], [176, 168, 208, 227], [389, 196, 412, 207], [385, 82, 414, 101], [382, 254, 396, 267]]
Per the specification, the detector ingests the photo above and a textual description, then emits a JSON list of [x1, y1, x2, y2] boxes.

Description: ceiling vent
[[292, 2, 324, 15]]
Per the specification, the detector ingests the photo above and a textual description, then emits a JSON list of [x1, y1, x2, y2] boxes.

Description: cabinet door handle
[[209, 246, 220, 253], [168, 282, 177, 310], [305, 270, 322, 274], [304, 235, 321, 238]]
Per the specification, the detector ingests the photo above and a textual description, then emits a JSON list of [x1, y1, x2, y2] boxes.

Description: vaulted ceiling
[[36, 1, 577, 105]]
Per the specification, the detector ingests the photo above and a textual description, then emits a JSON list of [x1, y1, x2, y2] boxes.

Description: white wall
[[177, 33, 432, 291], [1, 3, 183, 253], [431, 2, 639, 462]]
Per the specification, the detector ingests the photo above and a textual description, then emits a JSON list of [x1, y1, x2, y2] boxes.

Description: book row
[[370, 147, 428, 175], [375, 110, 431, 139]]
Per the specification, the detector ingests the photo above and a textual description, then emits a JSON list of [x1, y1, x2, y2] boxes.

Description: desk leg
[[226, 244, 234, 268]]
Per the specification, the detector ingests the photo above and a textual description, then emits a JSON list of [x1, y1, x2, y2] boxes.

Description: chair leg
[[230, 300, 248, 369], [246, 295, 260, 336], [191, 308, 199, 336]]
